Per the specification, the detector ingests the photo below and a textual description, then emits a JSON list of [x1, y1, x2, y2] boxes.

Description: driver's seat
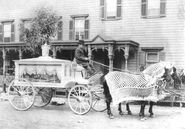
[[72, 58, 88, 79]]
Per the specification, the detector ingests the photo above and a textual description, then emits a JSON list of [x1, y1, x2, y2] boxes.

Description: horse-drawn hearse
[[7, 55, 106, 115], [7, 53, 178, 119]]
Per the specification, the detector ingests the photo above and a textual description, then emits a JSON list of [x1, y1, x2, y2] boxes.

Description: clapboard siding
[[103, 0, 185, 68], [0, 0, 103, 42], [128, 52, 138, 72]]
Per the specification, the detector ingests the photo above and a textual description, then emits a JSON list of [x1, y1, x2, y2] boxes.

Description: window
[[50, 20, 63, 41], [0, 21, 15, 42], [57, 20, 63, 40], [141, 0, 166, 18], [19, 19, 31, 42], [69, 16, 89, 40], [75, 19, 85, 40], [24, 20, 31, 30], [146, 52, 160, 67], [146, 52, 159, 62], [139, 47, 165, 68], [106, 0, 117, 18], [148, 0, 160, 16], [100, 0, 122, 20], [4, 24, 11, 42]]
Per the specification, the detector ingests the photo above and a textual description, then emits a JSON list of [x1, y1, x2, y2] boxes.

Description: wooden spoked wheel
[[91, 85, 107, 112], [68, 85, 92, 115], [34, 87, 53, 107], [8, 78, 35, 111]]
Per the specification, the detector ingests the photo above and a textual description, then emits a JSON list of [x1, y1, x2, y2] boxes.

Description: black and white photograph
[[0, 0, 185, 129]]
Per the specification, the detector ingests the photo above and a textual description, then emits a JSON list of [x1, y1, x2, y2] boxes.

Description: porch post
[[2, 47, 6, 93], [87, 45, 92, 60], [52, 46, 56, 59], [19, 49, 22, 59], [124, 45, 129, 71], [108, 44, 114, 71]]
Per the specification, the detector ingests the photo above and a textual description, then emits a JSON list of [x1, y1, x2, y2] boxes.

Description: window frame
[[3, 23, 12, 42], [141, 0, 166, 19], [57, 19, 63, 41], [140, 47, 165, 68], [74, 18, 85, 40], [146, 51, 159, 63], [100, 0, 122, 21], [21, 18, 32, 29], [106, 0, 117, 19], [1, 20, 15, 43], [69, 14, 89, 40], [51, 18, 63, 41], [147, 0, 161, 17], [19, 18, 32, 42]]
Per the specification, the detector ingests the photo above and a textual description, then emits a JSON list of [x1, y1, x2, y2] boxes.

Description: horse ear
[[164, 67, 167, 71], [173, 67, 176, 72]]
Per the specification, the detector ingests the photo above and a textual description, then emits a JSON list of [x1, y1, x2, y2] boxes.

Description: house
[[0, 0, 184, 78]]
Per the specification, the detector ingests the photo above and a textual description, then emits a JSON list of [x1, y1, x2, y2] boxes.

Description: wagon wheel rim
[[33, 87, 53, 107], [8, 78, 35, 111], [91, 85, 107, 112], [68, 85, 92, 115], [91, 93, 107, 112]]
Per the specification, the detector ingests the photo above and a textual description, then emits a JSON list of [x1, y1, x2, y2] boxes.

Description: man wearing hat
[[74, 40, 95, 78]]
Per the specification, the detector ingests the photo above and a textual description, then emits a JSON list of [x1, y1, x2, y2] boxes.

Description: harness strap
[[162, 88, 181, 97]]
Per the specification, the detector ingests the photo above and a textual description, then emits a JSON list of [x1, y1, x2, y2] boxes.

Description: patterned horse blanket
[[143, 61, 173, 77], [105, 62, 173, 105], [105, 72, 158, 105]]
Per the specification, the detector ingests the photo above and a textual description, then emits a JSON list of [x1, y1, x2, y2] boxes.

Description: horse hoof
[[119, 112, 124, 116], [139, 113, 142, 117], [150, 114, 155, 118], [128, 111, 132, 115], [108, 114, 114, 119], [140, 117, 147, 121]]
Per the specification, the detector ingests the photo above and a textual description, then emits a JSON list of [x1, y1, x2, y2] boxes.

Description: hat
[[78, 40, 85, 45]]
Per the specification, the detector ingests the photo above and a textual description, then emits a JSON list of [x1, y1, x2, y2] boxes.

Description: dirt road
[[0, 100, 185, 129]]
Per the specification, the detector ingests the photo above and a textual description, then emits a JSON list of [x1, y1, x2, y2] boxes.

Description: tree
[[20, 7, 60, 56]]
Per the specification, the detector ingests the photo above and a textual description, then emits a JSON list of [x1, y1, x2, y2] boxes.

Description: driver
[[74, 40, 96, 78]]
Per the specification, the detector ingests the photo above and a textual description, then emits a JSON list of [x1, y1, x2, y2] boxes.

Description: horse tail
[[103, 79, 112, 103]]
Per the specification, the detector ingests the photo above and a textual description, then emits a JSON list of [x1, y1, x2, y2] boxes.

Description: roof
[[85, 35, 139, 47], [14, 56, 72, 64]]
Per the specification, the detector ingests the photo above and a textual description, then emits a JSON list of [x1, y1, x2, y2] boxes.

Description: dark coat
[[75, 45, 89, 66]]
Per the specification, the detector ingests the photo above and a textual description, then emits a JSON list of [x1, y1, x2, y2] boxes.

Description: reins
[[91, 60, 139, 74]]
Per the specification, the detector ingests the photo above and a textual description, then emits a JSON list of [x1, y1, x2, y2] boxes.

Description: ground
[[0, 99, 185, 129]]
